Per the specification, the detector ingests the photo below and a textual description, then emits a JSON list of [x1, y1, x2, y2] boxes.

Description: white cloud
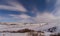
[[32, 0, 60, 23], [9, 14, 31, 19], [0, 16, 5, 20], [0, 0, 60, 23], [9, 14, 35, 23], [32, 13, 56, 23], [18, 14, 31, 19], [9, 12, 60, 23], [55, 0, 60, 5], [0, 0, 27, 12], [8, 2, 27, 12]]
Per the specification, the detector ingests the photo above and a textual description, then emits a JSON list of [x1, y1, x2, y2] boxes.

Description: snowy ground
[[0, 22, 60, 36], [0, 32, 53, 36], [0, 33, 28, 36]]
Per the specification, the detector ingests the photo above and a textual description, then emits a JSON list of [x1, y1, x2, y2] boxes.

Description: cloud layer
[[0, 0, 60, 23], [0, 0, 27, 12]]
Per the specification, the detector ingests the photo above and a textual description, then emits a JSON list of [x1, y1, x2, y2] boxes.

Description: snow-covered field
[[0, 23, 46, 31], [0, 22, 60, 36], [0, 22, 59, 31], [0, 32, 54, 36], [0, 33, 28, 36]]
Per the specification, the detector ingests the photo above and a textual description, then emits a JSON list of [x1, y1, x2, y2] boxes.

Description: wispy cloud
[[9, 14, 31, 19], [0, 0, 27, 12], [0, 0, 60, 22], [0, 0, 60, 23], [9, 14, 34, 23], [0, 16, 5, 20], [33, 12, 56, 23]]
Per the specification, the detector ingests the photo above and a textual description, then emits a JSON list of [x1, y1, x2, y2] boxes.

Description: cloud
[[0, 0, 27, 12], [0, 15, 19, 22], [34, 0, 60, 32], [34, 0, 60, 24], [9, 14, 37, 23], [9, 14, 31, 19], [0, 16, 5, 20], [0, 0, 60, 23], [0, 0, 59, 23], [33, 12, 56, 23], [8, 12, 58, 23], [55, 0, 60, 5]]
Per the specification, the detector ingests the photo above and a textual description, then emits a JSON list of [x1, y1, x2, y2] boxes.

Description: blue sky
[[0, 0, 60, 23]]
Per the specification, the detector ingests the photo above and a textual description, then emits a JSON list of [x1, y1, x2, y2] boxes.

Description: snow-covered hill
[[0, 22, 60, 33]]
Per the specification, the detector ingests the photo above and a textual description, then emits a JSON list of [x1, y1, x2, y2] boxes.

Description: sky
[[0, 0, 60, 23]]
